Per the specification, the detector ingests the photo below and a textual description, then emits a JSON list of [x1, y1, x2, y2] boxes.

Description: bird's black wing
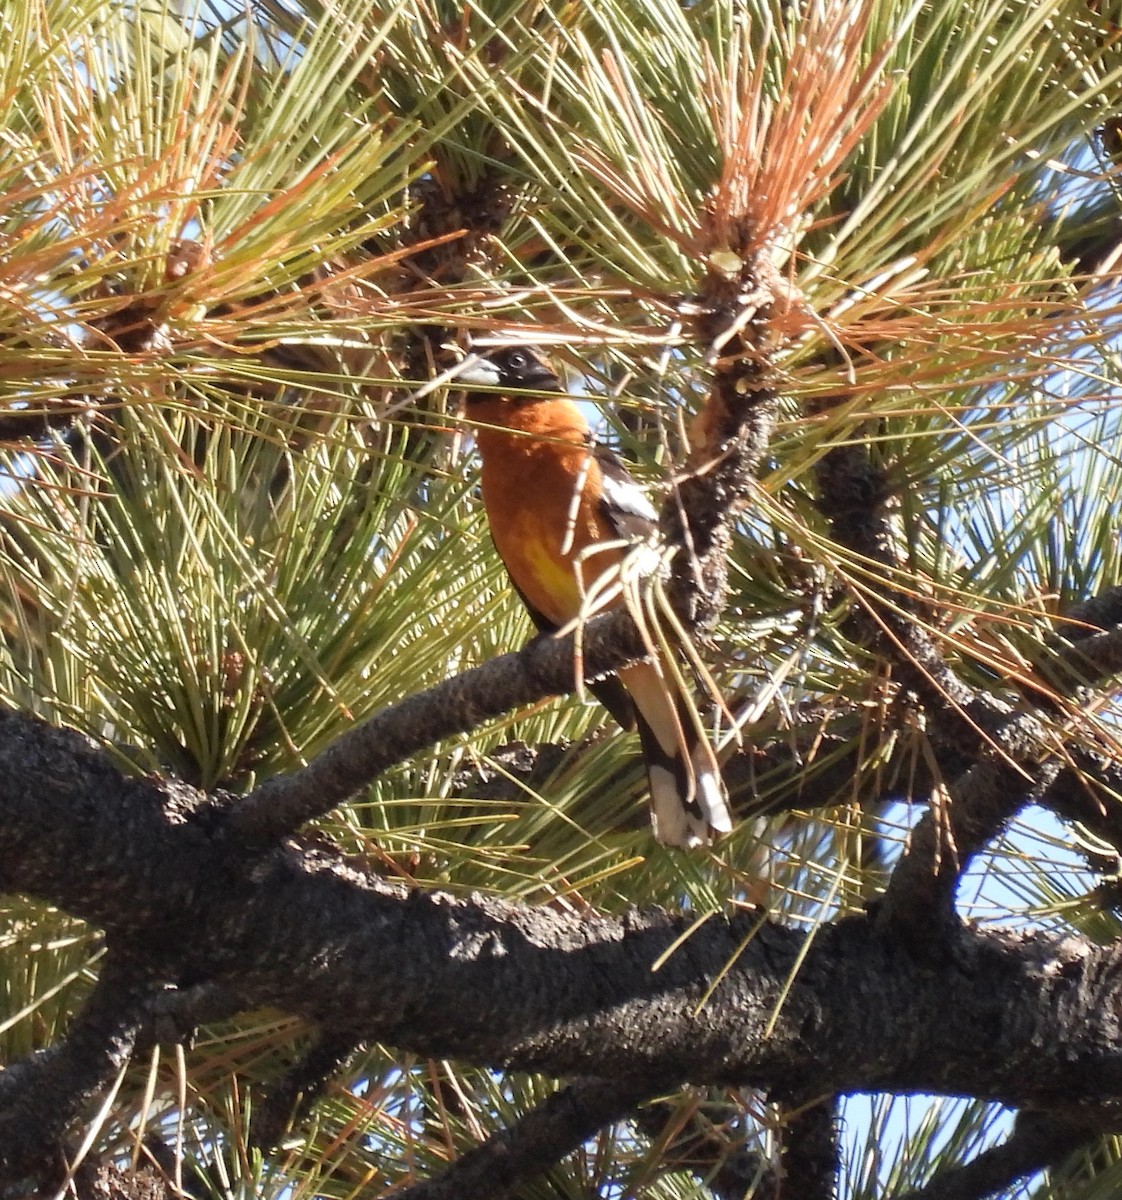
[[587, 676, 636, 731], [588, 442, 662, 730], [593, 443, 659, 541]]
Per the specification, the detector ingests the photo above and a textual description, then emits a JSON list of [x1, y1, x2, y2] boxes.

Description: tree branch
[[251, 1032, 363, 1151], [877, 572, 1122, 939], [633, 1091, 780, 1200], [875, 719, 1056, 941], [809, 427, 1122, 944], [394, 1078, 653, 1200], [228, 607, 649, 844], [813, 437, 978, 722], [1064, 584, 1122, 637], [6, 715, 1122, 1116], [1036, 623, 1122, 695], [895, 1110, 1097, 1200], [1040, 751, 1122, 856], [778, 1093, 839, 1200], [810, 432, 1032, 942], [0, 955, 148, 1180]]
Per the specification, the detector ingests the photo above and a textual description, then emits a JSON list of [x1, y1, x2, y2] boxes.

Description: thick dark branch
[[142, 981, 244, 1049], [7, 709, 1122, 1186], [9, 712, 1122, 1110], [896, 1110, 1097, 1200], [394, 1078, 652, 1200], [0, 955, 147, 1180], [0, 711, 224, 928], [1036, 624, 1122, 696]]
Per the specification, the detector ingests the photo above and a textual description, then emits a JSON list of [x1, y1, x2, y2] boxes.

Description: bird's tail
[[619, 662, 733, 848]]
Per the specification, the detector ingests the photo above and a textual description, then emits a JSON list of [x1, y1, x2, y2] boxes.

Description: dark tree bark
[[0, 699, 1120, 1190]]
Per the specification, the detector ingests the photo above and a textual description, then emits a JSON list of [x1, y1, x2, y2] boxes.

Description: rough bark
[[3, 708, 1122, 1185]]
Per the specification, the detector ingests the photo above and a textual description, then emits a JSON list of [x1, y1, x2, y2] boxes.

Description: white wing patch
[[600, 470, 658, 539]]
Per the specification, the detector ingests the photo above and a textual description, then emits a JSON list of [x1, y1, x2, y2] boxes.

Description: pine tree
[[2, 1, 1122, 1196]]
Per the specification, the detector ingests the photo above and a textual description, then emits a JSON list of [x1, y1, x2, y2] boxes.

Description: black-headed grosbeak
[[457, 345, 732, 848]]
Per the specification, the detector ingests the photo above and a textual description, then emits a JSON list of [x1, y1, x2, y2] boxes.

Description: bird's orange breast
[[473, 399, 624, 628]]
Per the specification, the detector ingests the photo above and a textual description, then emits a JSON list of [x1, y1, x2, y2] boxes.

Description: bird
[[455, 344, 732, 848]]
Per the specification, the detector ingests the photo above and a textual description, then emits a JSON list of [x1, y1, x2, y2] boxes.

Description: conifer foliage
[[1, 1, 1122, 1196]]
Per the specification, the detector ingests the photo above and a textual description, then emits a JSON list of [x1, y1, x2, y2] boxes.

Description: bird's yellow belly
[[483, 458, 620, 628], [518, 530, 584, 624]]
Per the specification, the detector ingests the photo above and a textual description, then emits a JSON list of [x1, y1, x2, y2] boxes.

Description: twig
[[877, 575, 1122, 939], [632, 1091, 780, 1200], [875, 715, 1056, 941], [814, 442, 1122, 942], [228, 606, 649, 843], [894, 1110, 1097, 1200], [814, 438, 978, 723], [393, 1077, 654, 1200], [812, 434, 1017, 943], [252, 1033, 362, 1150], [779, 1093, 839, 1200]]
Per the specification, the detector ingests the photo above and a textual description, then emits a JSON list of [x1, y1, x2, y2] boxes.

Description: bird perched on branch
[[456, 344, 732, 848]]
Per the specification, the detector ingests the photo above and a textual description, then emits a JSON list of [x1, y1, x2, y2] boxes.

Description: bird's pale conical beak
[[455, 358, 502, 388]]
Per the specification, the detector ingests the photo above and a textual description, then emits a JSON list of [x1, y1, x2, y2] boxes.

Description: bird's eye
[[506, 351, 527, 371]]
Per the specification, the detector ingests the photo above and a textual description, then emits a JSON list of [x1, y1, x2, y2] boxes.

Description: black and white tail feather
[[590, 443, 732, 847]]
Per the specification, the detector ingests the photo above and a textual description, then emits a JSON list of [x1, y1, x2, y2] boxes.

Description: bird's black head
[[457, 346, 563, 397]]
